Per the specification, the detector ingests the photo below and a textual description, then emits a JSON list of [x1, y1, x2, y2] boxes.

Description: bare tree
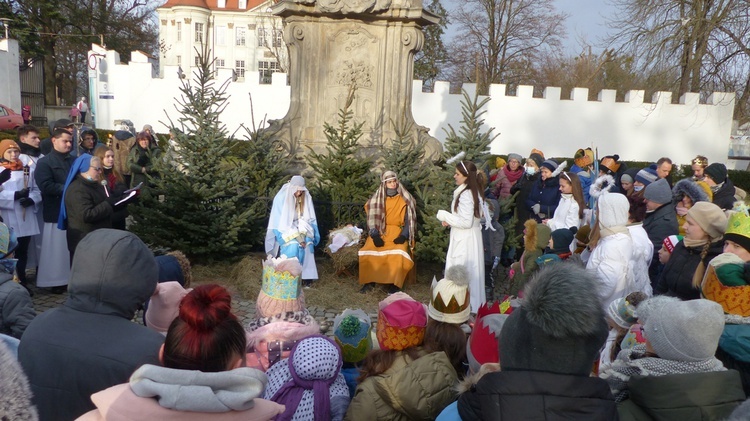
[[446, 0, 567, 95], [257, 11, 289, 75]]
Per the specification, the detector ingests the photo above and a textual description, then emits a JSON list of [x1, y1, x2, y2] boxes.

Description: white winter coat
[[627, 223, 654, 296], [547, 194, 580, 231], [437, 185, 485, 313], [586, 193, 634, 308], [0, 167, 41, 238]]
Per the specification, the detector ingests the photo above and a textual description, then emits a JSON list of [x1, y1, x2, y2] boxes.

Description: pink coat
[[76, 384, 284, 421]]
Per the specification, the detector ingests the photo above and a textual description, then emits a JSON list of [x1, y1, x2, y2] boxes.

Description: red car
[[0, 104, 24, 131]]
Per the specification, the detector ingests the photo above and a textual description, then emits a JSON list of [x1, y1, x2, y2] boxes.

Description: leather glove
[[137, 154, 148, 166], [371, 233, 385, 247], [393, 235, 407, 244], [19, 197, 34, 208], [14, 188, 29, 200], [531, 203, 541, 215], [106, 196, 120, 207], [0, 168, 11, 185]]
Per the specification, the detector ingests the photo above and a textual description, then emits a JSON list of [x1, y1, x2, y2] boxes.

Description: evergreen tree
[[442, 90, 499, 166], [380, 120, 431, 196], [130, 47, 272, 260], [306, 86, 376, 230]]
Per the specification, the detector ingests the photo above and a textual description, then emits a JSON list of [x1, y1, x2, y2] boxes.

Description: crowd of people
[[3, 121, 750, 420]]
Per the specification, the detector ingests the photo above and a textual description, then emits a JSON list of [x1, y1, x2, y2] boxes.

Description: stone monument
[[267, 0, 442, 163]]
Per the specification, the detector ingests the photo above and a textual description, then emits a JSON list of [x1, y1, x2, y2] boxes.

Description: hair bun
[[179, 284, 235, 332]]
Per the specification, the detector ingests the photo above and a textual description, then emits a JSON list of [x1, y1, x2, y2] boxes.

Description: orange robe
[[358, 195, 414, 288]]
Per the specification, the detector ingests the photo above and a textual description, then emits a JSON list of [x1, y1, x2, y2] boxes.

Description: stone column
[[267, 0, 441, 165]]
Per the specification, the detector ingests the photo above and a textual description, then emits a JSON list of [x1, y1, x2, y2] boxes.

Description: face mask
[[634, 185, 644, 192], [525, 166, 537, 175]]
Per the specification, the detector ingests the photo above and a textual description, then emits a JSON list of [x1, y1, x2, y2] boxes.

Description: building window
[[176, 22, 182, 41], [235, 60, 245, 78], [236, 27, 246, 46], [216, 58, 225, 68], [217, 0, 226, 7], [272, 29, 283, 48], [216, 25, 226, 45], [176, 55, 182, 65], [259, 60, 279, 84], [194, 56, 200, 67], [239, 0, 247, 9], [257, 28, 267, 47], [195, 22, 204, 43]]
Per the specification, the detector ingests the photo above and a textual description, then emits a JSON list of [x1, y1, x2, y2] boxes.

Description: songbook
[[115, 190, 137, 206]]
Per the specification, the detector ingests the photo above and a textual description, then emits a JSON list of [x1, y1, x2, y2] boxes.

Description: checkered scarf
[[366, 171, 417, 245]]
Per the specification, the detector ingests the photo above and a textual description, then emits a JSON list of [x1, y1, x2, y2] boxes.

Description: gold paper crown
[[431, 289, 470, 315], [725, 206, 750, 239]]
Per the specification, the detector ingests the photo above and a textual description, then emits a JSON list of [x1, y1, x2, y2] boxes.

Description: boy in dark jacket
[[482, 199, 505, 300]]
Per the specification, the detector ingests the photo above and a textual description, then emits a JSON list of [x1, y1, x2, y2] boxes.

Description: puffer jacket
[[713, 179, 737, 210], [525, 176, 561, 222], [617, 370, 744, 421], [654, 240, 723, 300], [344, 351, 457, 421], [0, 272, 36, 339], [19, 230, 164, 421], [511, 172, 539, 237], [457, 370, 618, 420]]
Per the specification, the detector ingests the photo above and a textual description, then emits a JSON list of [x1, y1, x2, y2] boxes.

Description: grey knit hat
[[686, 201, 727, 241], [499, 262, 608, 375], [643, 178, 672, 205], [508, 153, 523, 163], [637, 296, 724, 362]]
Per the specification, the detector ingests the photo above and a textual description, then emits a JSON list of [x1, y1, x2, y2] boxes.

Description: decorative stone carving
[[170, 19, 176, 26], [161, 19, 167, 26], [184, 18, 191, 24], [267, 0, 441, 164], [227, 22, 234, 29]]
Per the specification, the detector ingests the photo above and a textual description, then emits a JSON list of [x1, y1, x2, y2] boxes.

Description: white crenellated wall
[[89, 45, 736, 165]]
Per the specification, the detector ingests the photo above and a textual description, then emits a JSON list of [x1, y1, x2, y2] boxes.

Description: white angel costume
[[265, 176, 320, 280]]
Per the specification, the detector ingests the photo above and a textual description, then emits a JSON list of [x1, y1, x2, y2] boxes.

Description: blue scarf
[[58, 154, 93, 230]]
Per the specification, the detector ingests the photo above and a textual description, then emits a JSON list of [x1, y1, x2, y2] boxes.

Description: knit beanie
[[686, 201, 727, 241], [620, 173, 633, 184], [643, 178, 672, 205], [606, 291, 647, 329], [704, 163, 728, 183], [528, 153, 544, 168], [574, 224, 591, 250], [508, 153, 523, 164], [376, 292, 427, 351], [0, 139, 20, 158], [635, 167, 658, 186], [574, 148, 593, 168], [256, 256, 305, 319], [637, 296, 724, 361], [662, 234, 683, 254], [466, 299, 514, 374], [145, 281, 191, 334], [724, 205, 750, 254], [530, 148, 545, 159], [333, 309, 372, 363], [428, 265, 471, 324], [551, 227, 576, 254], [600, 155, 621, 174], [540, 159, 558, 173], [499, 262, 608, 375], [495, 157, 506, 169]]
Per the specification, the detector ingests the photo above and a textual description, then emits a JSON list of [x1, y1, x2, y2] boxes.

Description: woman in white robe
[[265, 176, 320, 286], [437, 159, 486, 313]]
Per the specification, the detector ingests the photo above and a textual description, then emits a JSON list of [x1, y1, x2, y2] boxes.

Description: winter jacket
[[0, 272, 35, 339], [102, 168, 129, 230], [511, 172, 539, 236], [627, 223, 654, 296], [654, 240, 724, 300], [713, 179, 737, 210], [587, 233, 634, 307], [457, 370, 618, 420], [482, 219, 504, 265], [547, 193, 581, 231], [616, 370, 744, 421], [34, 149, 75, 223], [0, 165, 42, 237], [64, 175, 114, 255], [19, 230, 164, 421], [643, 202, 679, 285], [491, 167, 523, 199], [345, 351, 458, 421], [525, 176, 562, 222], [510, 220, 551, 287], [77, 365, 284, 421]]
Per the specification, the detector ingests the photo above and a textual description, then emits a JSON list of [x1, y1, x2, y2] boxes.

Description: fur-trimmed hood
[[0, 342, 38, 420], [673, 178, 711, 204], [523, 219, 551, 253]]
